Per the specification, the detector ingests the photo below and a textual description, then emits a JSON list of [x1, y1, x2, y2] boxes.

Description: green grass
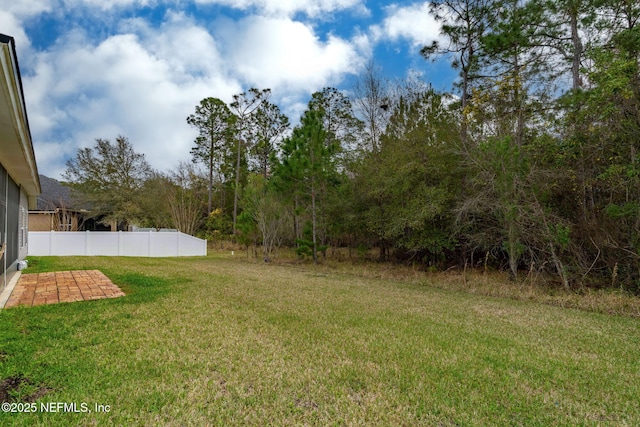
[[0, 253, 639, 426]]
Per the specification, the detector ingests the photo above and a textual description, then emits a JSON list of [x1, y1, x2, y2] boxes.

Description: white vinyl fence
[[29, 231, 207, 257]]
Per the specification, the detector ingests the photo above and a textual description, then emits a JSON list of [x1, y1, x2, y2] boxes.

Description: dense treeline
[[65, 0, 640, 291]]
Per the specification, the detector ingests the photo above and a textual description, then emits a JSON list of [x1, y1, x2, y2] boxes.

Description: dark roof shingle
[[36, 175, 75, 211]]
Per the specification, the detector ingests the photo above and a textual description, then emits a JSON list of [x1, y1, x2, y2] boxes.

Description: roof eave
[[0, 34, 41, 208]]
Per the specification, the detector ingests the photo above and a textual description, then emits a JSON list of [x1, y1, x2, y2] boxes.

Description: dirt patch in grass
[[0, 376, 52, 403], [294, 397, 319, 410]]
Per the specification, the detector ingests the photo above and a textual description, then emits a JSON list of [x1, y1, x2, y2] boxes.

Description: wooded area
[[64, 0, 640, 291]]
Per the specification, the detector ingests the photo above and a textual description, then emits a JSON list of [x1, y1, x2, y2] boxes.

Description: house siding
[[28, 210, 82, 232], [28, 211, 55, 232]]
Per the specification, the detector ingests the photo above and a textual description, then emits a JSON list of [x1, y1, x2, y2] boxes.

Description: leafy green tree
[[229, 88, 271, 234], [352, 89, 462, 264], [240, 174, 291, 261], [187, 97, 236, 214], [530, 0, 596, 91], [137, 172, 173, 230], [247, 100, 290, 179], [457, 134, 530, 281], [421, 0, 493, 143], [309, 87, 364, 163], [273, 107, 335, 263], [236, 210, 260, 257], [308, 88, 363, 248], [562, 6, 640, 288], [63, 136, 152, 229]]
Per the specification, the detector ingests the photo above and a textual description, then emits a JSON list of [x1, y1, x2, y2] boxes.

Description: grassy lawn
[[0, 253, 639, 426]]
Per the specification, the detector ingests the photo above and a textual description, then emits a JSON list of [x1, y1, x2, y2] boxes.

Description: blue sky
[[1, 0, 456, 179]]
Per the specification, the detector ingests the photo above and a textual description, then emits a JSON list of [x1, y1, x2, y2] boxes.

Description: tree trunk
[[311, 184, 318, 264], [570, 8, 583, 90], [461, 57, 470, 147], [310, 145, 318, 264], [208, 145, 213, 214], [293, 195, 300, 242], [233, 137, 242, 235], [507, 220, 519, 281]]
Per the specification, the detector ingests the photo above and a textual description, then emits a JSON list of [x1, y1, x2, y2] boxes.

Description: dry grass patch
[[274, 254, 640, 318]]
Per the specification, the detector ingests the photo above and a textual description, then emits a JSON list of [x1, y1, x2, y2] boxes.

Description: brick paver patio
[[4, 270, 125, 308]]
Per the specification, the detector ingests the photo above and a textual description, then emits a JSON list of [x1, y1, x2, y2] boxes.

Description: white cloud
[[0, 11, 31, 52], [194, 0, 366, 18], [2, 0, 365, 17], [0, 0, 55, 18], [32, 140, 80, 179], [23, 16, 244, 178], [6, 2, 372, 179], [23, 61, 68, 136], [131, 12, 233, 85], [62, 0, 155, 11], [351, 30, 374, 58], [375, 2, 440, 47], [220, 15, 363, 93]]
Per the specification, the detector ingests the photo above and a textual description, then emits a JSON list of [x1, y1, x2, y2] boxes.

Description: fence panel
[[87, 232, 119, 256], [53, 233, 86, 256], [150, 232, 178, 257], [28, 231, 207, 257]]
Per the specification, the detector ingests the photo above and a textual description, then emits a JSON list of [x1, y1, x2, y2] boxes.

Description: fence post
[[149, 231, 153, 257], [85, 230, 90, 256], [49, 230, 54, 256], [118, 231, 123, 256], [176, 232, 180, 257]]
